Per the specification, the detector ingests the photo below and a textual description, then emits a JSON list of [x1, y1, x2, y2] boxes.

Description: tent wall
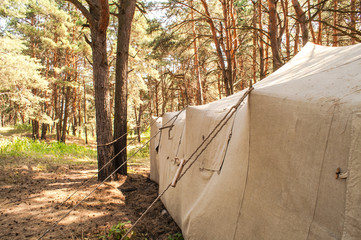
[[150, 43, 361, 239], [150, 117, 162, 183]]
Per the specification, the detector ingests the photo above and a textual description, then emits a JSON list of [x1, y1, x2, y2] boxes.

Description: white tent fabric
[[149, 43, 361, 239]]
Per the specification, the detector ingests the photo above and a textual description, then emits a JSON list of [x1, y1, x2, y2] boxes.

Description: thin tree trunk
[[350, 0, 356, 44], [265, 38, 269, 76], [83, 78, 88, 145], [307, 0, 316, 42], [58, 91, 64, 141], [258, 0, 265, 78], [134, 105, 142, 143], [61, 85, 71, 143], [292, 0, 309, 46], [285, 0, 290, 60], [317, 0, 322, 44], [333, 0, 338, 46], [190, 0, 203, 105], [252, 1, 257, 84], [230, 0, 238, 87], [295, 22, 300, 54], [201, 0, 233, 95]]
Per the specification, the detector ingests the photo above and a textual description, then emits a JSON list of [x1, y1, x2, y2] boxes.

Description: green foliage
[[14, 124, 32, 131], [0, 35, 49, 122], [128, 144, 149, 160], [0, 137, 96, 160], [99, 221, 132, 240], [167, 232, 184, 240]]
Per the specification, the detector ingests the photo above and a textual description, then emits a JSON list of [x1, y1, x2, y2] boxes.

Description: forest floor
[[0, 126, 181, 240]]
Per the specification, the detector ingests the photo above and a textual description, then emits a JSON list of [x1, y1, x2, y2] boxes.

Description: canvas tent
[[149, 43, 361, 240]]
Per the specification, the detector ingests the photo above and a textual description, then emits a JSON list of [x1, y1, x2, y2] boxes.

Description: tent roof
[[255, 43, 361, 105]]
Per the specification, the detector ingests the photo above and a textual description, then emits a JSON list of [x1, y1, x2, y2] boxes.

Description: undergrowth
[[99, 221, 183, 240], [0, 137, 97, 167], [14, 123, 33, 131]]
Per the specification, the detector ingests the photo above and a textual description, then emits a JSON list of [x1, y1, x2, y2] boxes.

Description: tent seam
[[232, 96, 252, 240], [306, 104, 337, 240]]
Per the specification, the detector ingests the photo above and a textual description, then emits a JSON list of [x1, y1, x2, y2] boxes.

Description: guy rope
[[120, 87, 253, 240], [37, 108, 186, 240]]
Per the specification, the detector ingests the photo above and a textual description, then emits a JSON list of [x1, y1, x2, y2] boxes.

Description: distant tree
[[0, 36, 49, 126]]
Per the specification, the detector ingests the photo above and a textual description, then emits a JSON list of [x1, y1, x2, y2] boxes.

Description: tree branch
[[83, 33, 92, 45], [65, 0, 94, 27], [315, 19, 361, 42], [136, 2, 146, 13]]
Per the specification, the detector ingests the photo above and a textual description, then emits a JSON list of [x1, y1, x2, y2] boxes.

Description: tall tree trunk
[[258, 0, 265, 78], [333, 0, 338, 46], [252, 1, 257, 84], [295, 22, 300, 54], [317, 0, 322, 44], [155, 82, 159, 116], [267, 0, 282, 71], [72, 87, 78, 136], [190, 0, 203, 105], [58, 93, 64, 141], [66, 0, 114, 181], [113, 0, 136, 176], [83, 78, 88, 145], [350, 0, 356, 44], [230, 0, 238, 87], [265, 38, 269, 76], [41, 124, 48, 140], [61, 85, 71, 143], [134, 105, 142, 143], [32, 120, 40, 139], [92, 29, 114, 181], [285, 0, 290, 60]]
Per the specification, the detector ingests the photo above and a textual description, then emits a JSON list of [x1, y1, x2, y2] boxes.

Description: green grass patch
[[14, 123, 33, 131], [128, 145, 149, 159], [0, 137, 97, 168]]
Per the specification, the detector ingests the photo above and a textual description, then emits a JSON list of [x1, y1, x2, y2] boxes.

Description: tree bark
[[267, 0, 283, 71], [285, 0, 290, 60], [113, 0, 136, 176], [258, 0, 265, 79], [32, 120, 40, 139], [295, 22, 300, 54], [41, 124, 48, 140], [61, 85, 71, 143], [66, 0, 114, 181]]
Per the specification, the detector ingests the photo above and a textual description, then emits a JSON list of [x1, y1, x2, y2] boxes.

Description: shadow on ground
[[0, 165, 181, 240]]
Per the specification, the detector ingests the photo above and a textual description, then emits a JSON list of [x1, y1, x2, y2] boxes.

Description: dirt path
[[0, 164, 181, 239]]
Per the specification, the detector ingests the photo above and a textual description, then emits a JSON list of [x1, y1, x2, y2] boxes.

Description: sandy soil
[[0, 161, 180, 240]]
